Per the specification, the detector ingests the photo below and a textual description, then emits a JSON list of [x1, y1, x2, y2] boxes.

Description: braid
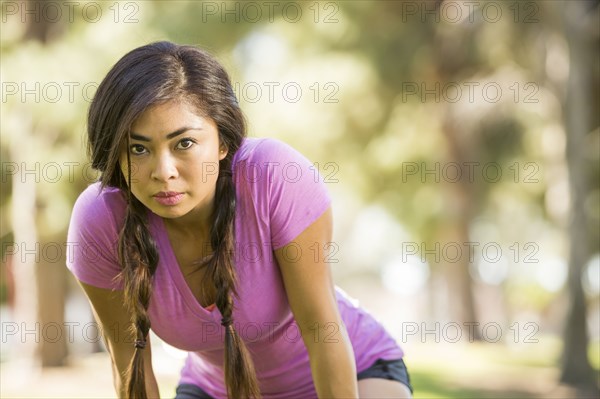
[[118, 147, 159, 399], [203, 161, 261, 399]]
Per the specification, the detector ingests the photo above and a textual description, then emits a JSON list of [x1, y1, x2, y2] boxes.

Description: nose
[[150, 152, 178, 182]]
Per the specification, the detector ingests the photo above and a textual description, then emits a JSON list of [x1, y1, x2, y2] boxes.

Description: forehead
[[131, 100, 213, 134]]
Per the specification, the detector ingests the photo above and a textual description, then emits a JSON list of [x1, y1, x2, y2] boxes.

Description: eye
[[130, 144, 147, 155], [176, 138, 196, 150]]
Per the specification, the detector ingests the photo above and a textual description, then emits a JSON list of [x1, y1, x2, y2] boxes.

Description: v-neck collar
[[148, 211, 220, 320]]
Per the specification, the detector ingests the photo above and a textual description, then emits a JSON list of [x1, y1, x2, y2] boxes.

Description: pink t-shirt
[[66, 138, 404, 398]]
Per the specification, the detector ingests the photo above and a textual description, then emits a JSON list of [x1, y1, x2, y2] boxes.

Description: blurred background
[[1, 1, 599, 398]]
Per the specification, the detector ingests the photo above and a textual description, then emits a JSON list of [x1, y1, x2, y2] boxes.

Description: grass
[[405, 336, 600, 399]]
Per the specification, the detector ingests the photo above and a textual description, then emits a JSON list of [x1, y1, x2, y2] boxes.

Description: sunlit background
[[1, 1, 599, 398]]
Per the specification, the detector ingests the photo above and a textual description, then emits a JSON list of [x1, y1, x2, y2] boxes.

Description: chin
[[146, 204, 185, 218], [158, 209, 187, 219]]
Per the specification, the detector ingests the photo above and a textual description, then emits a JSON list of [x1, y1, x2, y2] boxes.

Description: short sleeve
[[250, 139, 332, 249], [66, 182, 125, 290]]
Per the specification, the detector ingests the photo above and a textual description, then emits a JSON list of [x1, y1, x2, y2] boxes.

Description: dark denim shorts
[[357, 358, 413, 394], [175, 357, 413, 398]]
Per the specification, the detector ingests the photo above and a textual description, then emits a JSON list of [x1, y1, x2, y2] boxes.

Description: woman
[[66, 41, 413, 399]]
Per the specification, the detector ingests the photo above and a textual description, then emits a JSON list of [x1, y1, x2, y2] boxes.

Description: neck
[[163, 198, 214, 240], [165, 216, 211, 240]]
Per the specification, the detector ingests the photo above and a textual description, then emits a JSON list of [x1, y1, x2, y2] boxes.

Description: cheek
[[118, 156, 144, 186], [118, 159, 126, 177], [198, 159, 221, 182]]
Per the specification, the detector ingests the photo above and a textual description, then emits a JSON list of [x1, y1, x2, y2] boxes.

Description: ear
[[219, 145, 228, 161]]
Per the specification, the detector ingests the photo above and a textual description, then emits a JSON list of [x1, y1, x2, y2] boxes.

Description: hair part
[[87, 41, 261, 398]]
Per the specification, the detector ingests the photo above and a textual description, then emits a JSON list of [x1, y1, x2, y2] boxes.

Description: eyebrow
[[129, 127, 202, 142]]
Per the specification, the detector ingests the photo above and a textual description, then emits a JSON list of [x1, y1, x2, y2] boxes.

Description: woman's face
[[120, 100, 227, 224]]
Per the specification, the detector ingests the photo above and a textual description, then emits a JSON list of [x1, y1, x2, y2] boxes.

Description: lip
[[153, 191, 184, 206]]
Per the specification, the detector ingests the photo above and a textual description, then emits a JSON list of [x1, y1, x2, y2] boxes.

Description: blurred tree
[[23, 0, 63, 43], [560, 0, 599, 393], [5, 0, 71, 369], [329, 0, 536, 332], [332, 2, 599, 391], [8, 121, 40, 370]]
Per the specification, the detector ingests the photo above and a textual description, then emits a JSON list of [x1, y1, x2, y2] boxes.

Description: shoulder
[[233, 137, 300, 164], [66, 182, 127, 289], [233, 137, 317, 184], [71, 181, 127, 225], [233, 137, 331, 248], [69, 182, 128, 247]]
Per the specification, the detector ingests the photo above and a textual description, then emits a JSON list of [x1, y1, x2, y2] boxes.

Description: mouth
[[153, 191, 184, 206]]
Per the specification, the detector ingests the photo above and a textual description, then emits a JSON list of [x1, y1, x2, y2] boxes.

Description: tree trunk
[[440, 113, 481, 338], [10, 114, 41, 376], [560, 0, 598, 393], [37, 246, 68, 367]]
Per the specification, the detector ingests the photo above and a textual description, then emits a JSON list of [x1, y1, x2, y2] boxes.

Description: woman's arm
[[274, 207, 359, 399], [78, 281, 160, 398]]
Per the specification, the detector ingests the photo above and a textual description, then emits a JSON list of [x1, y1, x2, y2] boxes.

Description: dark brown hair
[[87, 41, 260, 399]]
